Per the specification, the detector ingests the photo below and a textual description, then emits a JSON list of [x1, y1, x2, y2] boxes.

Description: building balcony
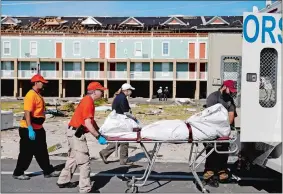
[[153, 72, 173, 80], [40, 70, 58, 79], [176, 72, 188, 80], [18, 70, 38, 79], [1, 70, 14, 79], [130, 71, 150, 80], [18, 70, 58, 79], [85, 71, 104, 80], [108, 71, 127, 80], [63, 71, 82, 79]]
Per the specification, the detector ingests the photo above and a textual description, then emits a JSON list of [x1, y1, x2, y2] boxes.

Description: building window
[[30, 62, 38, 74], [134, 42, 142, 56], [259, 48, 277, 108], [162, 42, 169, 56], [3, 41, 11, 55], [162, 62, 170, 76], [73, 42, 81, 55], [74, 62, 81, 71], [1, 61, 12, 70], [30, 41, 37, 56]]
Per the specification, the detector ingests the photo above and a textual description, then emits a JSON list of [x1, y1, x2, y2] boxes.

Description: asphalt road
[[1, 159, 281, 193]]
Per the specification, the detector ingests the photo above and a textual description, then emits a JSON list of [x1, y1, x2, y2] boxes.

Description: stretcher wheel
[[125, 186, 138, 193]]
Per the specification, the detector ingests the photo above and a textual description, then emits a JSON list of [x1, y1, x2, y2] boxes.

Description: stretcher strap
[[186, 123, 193, 143]]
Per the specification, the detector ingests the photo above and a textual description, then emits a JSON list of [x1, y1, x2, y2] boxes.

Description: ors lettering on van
[[243, 14, 282, 44]]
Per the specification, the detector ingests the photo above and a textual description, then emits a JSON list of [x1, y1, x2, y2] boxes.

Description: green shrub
[[94, 98, 108, 106], [61, 103, 75, 112]]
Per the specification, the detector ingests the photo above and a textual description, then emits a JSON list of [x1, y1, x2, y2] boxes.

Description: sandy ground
[[1, 101, 212, 164], [1, 100, 239, 164]]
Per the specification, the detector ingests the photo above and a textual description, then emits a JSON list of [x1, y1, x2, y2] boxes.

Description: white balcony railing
[[63, 71, 82, 79], [1, 70, 14, 78], [189, 72, 197, 80], [176, 72, 188, 80], [153, 72, 173, 80], [85, 71, 104, 79], [199, 72, 208, 80], [40, 70, 57, 79], [130, 71, 150, 80], [108, 71, 127, 80], [18, 70, 37, 78]]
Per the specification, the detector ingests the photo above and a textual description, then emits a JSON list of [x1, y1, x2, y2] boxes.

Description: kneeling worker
[[203, 80, 238, 186], [99, 83, 137, 165], [57, 82, 108, 193], [13, 74, 60, 180]]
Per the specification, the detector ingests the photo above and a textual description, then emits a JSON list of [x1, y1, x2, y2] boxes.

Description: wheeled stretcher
[[105, 125, 240, 193]]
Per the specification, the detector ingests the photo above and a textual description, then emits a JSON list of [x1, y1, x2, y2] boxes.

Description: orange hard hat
[[31, 74, 48, 83], [87, 82, 107, 91]]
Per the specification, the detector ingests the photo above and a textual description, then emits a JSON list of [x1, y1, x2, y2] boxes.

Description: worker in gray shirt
[[203, 80, 238, 187]]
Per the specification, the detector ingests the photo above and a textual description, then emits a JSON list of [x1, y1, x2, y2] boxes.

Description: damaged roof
[[1, 15, 243, 34]]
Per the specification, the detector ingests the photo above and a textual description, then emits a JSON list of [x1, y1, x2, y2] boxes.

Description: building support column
[[19, 80, 23, 97], [194, 60, 200, 100], [149, 60, 153, 99], [81, 59, 85, 97], [173, 60, 177, 99], [13, 59, 18, 97], [104, 59, 108, 98], [58, 59, 63, 98], [126, 58, 130, 84]]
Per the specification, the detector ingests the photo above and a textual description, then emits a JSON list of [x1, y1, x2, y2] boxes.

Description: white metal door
[[241, 12, 281, 142]]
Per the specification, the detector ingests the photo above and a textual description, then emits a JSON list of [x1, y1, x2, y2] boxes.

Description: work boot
[[99, 151, 109, 164], [218, 170, 230, 183], [44, 171, 60, 178], [12, 174, 30, 180], [57, 182, 78, 188], [202, 171, 219, 188]]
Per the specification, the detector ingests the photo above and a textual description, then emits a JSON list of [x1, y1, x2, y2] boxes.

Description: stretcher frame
[[106, 128, 239, 193]]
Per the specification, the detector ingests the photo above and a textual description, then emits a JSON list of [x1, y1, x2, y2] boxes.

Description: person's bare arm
[[228, 112, 235, 125], [92, 120, 100, 131], [85, 118, 100, 138], [24, 111, 32, 126]]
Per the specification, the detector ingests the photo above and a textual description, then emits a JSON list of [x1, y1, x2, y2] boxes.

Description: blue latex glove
[[98, 135, 107, 145], [28, 126, 36, 140]]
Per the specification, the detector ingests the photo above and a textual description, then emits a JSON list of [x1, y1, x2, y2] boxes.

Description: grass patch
[[0, 102, 24, 113], [94, 98, 108, 106]]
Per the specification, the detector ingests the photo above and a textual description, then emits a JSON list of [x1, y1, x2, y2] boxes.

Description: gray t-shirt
[[206, 91, 236, 113]]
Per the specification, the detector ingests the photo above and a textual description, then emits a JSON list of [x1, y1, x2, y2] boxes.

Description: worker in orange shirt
[[13, 74, 60, 180], [57, 82, 108, 193]]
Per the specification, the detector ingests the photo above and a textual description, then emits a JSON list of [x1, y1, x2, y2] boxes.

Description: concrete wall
[[207, 33, 242, 96]]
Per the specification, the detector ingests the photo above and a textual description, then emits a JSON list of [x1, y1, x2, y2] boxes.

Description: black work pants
[[13, 127, 55, 176], [204, 142, 229, 172], [158, 94, 163, 101], [163, 94, 168, 101]]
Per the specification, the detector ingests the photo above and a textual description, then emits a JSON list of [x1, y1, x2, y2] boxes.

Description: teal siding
[[153, 39, 188, 59], [65, 39, 103, 58], [116, 39, 151, 59], [153, 62, 173, 71], [21, 39, 58, 58], [85, 62, 99, 71], [1, 37, 207, 59], [177, 63, 188, 71], [1, 39, 19, 58], [116, 62, 126, 71], [40, 62, 55, 70]]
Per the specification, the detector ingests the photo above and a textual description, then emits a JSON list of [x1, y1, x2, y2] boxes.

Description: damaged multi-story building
[[1, 15, 243, 99]]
